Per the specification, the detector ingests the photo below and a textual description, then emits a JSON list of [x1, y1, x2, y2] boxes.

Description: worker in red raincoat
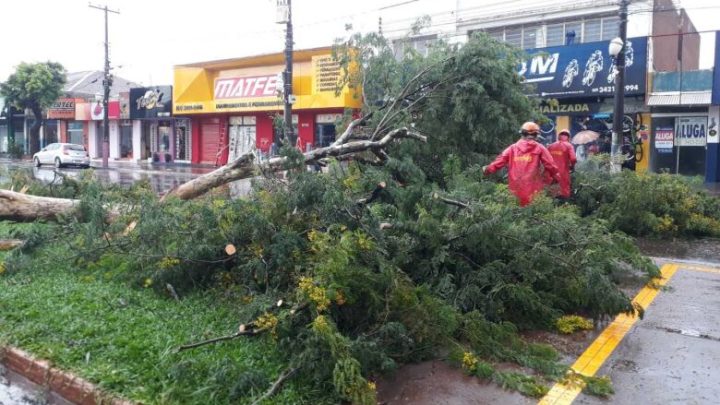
[[483, 122, 560, 206], [545, 129, 577, 199]]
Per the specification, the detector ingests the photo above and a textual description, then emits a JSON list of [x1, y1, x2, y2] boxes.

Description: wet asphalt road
[[575, 260, 720, 405], [1, 159, 215, 194]]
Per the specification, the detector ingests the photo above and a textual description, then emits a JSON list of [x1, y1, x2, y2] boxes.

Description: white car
[[33, 143, 91, 168]]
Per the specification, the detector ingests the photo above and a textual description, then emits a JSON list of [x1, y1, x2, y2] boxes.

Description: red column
[[298, 111, 315, 151], [256, 114, 274, 153], [191, 117, 201, 164], [218, 116, 229, 166]]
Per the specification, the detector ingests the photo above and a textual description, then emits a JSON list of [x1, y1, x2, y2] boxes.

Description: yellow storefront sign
[[173, 47, 361, 114]]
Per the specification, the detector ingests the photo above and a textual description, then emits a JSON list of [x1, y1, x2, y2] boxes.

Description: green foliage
[[492, 371, 549, 398], [582, 375, 615, 397], [334, 30, 539, 183], [556, 315, 594, 334], [572, 170, 720, 238], [1, 61, 66, 153], [0, 61, 66, 110]]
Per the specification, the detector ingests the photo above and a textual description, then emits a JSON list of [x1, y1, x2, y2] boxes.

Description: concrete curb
[[0, 346, 135, 405]]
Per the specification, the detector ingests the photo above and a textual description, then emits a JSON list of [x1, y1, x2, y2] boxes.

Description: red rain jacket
[[545, 138, 577, 198], [484, 138, 560, 206]]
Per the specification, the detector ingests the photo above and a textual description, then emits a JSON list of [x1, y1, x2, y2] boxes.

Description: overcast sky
[[1, 0, 718, 87]]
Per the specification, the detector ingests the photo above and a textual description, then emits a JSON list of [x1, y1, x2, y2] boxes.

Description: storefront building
[[645, 32, 718, 181], [707, 32, 720, 184], [173, 47, 362, 165], [129, 86, 190, 163], [520, 37, 650, 171]]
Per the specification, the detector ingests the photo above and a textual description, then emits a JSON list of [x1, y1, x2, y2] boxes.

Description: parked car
[[33, 143, 90, 168]]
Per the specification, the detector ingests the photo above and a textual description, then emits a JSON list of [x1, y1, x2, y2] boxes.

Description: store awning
[[647, 91, 712, 106]]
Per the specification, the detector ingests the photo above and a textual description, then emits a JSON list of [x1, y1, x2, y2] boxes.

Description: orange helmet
[[520, 122, 540, 136], [558, 129, 570, 138]]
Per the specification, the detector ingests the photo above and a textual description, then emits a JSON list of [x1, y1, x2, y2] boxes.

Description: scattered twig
[[177, 328, 262, 352], [251, 366, 300, 405], [432, 192, 470, 209]]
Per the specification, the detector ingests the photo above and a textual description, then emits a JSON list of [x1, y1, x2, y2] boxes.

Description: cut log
[[0, 189, 80, 222], [0, 239, 25, 251]]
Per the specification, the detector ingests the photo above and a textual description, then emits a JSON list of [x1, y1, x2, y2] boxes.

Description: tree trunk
[[29, 105, 43, 155], [0, 127, 426, 222], [0, 239, 25, 251], [0, 189, 79, 221]]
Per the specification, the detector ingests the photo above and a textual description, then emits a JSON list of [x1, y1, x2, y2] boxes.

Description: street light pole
[[610, 0, 628, 172], [281, 0, 295, 148], [89, 3, 119, 169]]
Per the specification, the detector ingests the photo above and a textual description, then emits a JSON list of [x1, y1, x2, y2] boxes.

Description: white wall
[[109, 121, 120, 159], [132, 120, 142, 161], [88, 121, 97, 158]]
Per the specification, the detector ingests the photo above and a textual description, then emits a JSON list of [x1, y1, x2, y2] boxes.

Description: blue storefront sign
[[519, 37, 648, 99]]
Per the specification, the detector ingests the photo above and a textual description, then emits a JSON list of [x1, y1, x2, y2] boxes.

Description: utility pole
[[610, 0, 628, 172], [89, 3, 119, 168], [276, 0, 295, 147]]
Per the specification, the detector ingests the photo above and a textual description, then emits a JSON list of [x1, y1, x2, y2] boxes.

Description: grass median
[[0, 226, 323, 404]]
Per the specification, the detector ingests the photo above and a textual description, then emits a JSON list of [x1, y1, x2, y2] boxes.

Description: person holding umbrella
[[545, 129, 577, 200], [483, 122, 560, 207]]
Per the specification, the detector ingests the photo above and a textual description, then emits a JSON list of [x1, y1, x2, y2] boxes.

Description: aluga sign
[[675, 116, 708, 147]]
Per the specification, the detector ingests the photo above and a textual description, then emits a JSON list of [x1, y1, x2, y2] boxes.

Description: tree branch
[[333, 112, 373, 146], [432, 192, 470, 209], [251, 367, 300, 405], [176, 327, 261, 352]]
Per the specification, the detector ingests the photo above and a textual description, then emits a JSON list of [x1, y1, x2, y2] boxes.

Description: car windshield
[[65, 145, 86, 151]]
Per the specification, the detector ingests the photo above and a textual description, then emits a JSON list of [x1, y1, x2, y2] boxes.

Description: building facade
[[173, 47, 361, 166], [128, 86, 191, 163]]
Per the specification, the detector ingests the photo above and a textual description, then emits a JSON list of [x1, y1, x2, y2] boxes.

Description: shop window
[[601, 16, 620, 40], [505, 27, 522, 48], [229, 116, 258, 161], [68, 122, 84, 145], [158, 124, 172, 161], [120, 122, 133, 158], [486, 28, 504, 42], [565, 22, 582, 44], [175, 120, 192, 161], [583, 19, 602, 43], [523, 25, 541, 49], [315, 114, 341, 148], [546, 24, 565, 47]]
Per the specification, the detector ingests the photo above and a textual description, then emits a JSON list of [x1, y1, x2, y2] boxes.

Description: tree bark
[[0, 189, 80, 221], [29, 105, 43, 155], [0, 239, 25, 251]]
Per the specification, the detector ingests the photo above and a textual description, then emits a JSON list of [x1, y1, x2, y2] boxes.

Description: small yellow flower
[[367, 381, 377, 391], [462, 352, 478, 373], [143, 278, 153, 288]]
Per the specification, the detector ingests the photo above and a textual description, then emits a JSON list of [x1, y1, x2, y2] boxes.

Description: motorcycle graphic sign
[[519, 37, 647, 99]]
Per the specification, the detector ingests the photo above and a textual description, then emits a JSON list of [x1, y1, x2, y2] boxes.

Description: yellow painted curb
[[538, 263, 679, 405]]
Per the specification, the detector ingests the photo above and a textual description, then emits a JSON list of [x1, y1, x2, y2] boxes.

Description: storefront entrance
[[228, 116, 256, 161], [119, 121, 133, 159], [651, 115, 707, 176]]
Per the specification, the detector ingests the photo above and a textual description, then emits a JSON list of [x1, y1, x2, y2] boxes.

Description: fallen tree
[[0, 127, 426, 222]]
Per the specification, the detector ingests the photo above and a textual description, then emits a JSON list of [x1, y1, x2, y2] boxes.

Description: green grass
[[0, 240, 321, 404]]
